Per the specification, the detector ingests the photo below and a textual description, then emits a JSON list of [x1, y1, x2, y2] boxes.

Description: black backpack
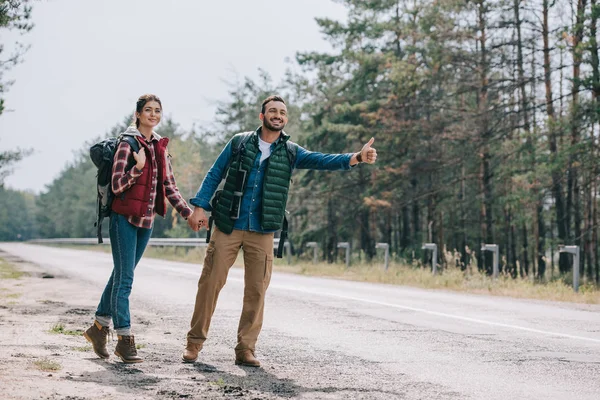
[[89, 135, 140, 243], [207, 132, 297, 258]]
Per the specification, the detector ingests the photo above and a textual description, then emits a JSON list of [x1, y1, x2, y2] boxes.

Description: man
[[183, 95, 377, 367]]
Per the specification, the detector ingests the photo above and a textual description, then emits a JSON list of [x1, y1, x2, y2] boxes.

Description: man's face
[[260, 101, 288, 132]]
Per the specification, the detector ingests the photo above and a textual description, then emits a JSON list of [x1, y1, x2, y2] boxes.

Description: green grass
[[72, 345, 92, 352], [41, 243, 600, 304], [210, 378, 226, 387], [0, 257, 26, 279], [33, 358, 62, 372], [49, 323, 83, 336], [136, 343, 146, 350]]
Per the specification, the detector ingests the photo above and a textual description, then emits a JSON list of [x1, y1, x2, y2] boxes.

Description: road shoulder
[[0, 250, 278, 400]]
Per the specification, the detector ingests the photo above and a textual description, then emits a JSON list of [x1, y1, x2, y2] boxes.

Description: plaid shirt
[[111, 135, 192, 229]]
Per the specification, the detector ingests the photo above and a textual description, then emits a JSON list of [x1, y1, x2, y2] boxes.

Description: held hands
[[187, 207, 208, 232], [132, 150, 146, 170], [359, 137, 377, 164]]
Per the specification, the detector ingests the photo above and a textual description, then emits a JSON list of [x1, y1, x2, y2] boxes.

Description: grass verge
[[33, 358, 62, 372], [72, 346, 92, 352], [273, 260, 600, 304], [0, 257, 26, 279], [49, 323, 84, 336]]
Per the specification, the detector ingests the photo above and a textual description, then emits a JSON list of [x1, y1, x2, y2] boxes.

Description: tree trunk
[[326, 196, 337, 263], [360, 207, 375, 260], [478, 0, 494, 274], [504, 206, 512, 276], [461, 164, 468, 269], [411, 179, 420, 250], [571, 0, 587, 278], [401, 205, 410, 251], [511, 219, 518, 278], [590, 0, 600, 283], [521, 222, 529, 277], [596, 179, 600, 284], [544, 7, 569, 272]]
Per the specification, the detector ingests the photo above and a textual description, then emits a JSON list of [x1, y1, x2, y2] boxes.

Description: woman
[[83, 94, 192, 363]]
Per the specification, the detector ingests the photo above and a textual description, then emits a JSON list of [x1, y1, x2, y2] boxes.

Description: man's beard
[[264, 118, 286, 132]]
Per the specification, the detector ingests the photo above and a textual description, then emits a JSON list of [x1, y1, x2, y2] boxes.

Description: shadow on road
[[192, 361, 406, 399]]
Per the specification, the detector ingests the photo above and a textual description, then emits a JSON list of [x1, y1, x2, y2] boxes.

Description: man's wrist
[[356, 152, 363, 163]]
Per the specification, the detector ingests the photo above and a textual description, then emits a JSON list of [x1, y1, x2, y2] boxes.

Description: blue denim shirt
[[189, 136, 354, 233]]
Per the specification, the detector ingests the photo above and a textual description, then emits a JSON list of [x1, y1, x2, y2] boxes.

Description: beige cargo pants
[[186, 227, 274, 356]]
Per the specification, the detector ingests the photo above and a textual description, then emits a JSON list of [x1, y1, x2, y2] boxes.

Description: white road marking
[[156, 263, 600, 344]]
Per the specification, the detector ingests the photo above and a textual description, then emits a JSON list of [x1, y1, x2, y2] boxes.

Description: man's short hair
[[261, 95, 286, 114]]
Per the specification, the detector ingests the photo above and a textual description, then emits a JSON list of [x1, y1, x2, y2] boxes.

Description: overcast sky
[[0, 0, 346, 192]]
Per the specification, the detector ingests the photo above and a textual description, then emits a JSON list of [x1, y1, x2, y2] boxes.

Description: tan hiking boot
[[83, 320, 110, 359], [182, 342, 202, 363], [114, 335, 143, 363], [235, 350, 260, 367]]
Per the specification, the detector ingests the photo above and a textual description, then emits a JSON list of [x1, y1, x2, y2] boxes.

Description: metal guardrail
[[481, 243, 499, 279], [306, 242, 318, 264], [29, 237, 209, 247], [421, 243, 438, 274], [559, 245, 580, 292], [29, 237, 292, 264], [30, 238, 394, 270], [337, 242, 351, 268], [375, 243, 390, 270]]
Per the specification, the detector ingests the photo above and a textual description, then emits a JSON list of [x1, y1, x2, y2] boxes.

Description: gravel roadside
[[0, 250, 411, 400]]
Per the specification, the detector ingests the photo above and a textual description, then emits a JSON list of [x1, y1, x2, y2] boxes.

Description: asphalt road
[[1, 242, 599, 400]]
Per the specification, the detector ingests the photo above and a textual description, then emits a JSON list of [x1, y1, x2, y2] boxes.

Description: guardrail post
[[481, 244, 499, 279], [421, 243, 438, 274], [337, 242, 350, 268], [306, 242, 318, 264], [559, 245, 580, 292], [273, 238, 291, 265], [375, 243, 390, 270]]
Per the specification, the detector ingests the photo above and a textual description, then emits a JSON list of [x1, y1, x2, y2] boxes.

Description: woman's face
[[137, 101, 162, 129]]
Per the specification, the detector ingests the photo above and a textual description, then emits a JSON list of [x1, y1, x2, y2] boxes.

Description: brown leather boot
[[182, 342, 202, 363], [114, 335, 143, 363], [83, 320, 110, 359], [235, 350, 260, 367]]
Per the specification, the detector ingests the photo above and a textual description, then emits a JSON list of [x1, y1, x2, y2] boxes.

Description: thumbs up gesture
[[359, 137, 377, 164]]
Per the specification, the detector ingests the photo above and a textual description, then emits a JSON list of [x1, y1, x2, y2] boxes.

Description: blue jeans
[[95, 213, 152, 330]]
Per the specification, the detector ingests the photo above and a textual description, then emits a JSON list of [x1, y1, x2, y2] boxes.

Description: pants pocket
[[199, 243, 216, 284], [264, 253, 273, 284]]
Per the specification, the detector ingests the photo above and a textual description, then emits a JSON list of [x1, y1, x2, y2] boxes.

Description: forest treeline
[[2, 0, 600, 286]]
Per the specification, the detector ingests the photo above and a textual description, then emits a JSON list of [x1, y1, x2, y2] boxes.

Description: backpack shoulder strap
[[120, 135, 140, 153], [222, 131, 254, 180], [231, 131, 253, 156], [285, 141, 298, 168], [119, 135, 141, 171]]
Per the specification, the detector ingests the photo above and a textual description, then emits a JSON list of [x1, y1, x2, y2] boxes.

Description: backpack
[[206, 131, 298, 259], [89, 135, 140, 243]]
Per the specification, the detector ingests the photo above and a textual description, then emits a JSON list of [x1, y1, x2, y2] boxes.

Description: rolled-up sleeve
[[164, 154, 192, 219], [189, 140, 233, 211], [294, 145, 353, 171]]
